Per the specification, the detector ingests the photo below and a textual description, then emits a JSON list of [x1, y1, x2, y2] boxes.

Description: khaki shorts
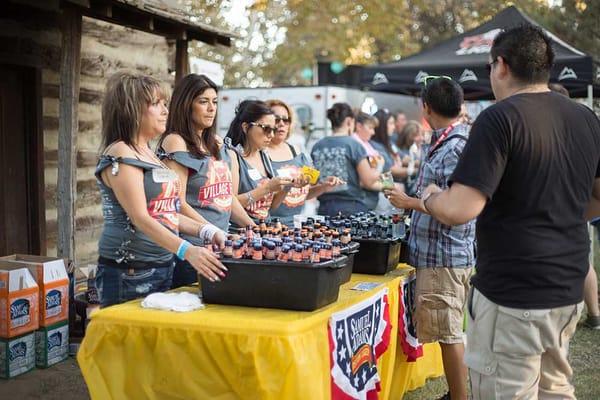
[[415, 267, 472, 344]]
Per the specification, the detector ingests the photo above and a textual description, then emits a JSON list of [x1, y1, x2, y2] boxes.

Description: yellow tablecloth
[[77, 267, 443, 400]]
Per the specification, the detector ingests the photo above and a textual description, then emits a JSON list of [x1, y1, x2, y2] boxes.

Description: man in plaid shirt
[[385, 77, 475, 400]]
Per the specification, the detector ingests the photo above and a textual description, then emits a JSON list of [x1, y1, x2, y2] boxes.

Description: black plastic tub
[[338, 242, 360, 284], [200, 256, 348, 311], [399, 238, 410, 264], [352, 238, 401, 275]]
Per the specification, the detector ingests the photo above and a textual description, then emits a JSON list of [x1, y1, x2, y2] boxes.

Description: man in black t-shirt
[[419, 26, 600, 399]]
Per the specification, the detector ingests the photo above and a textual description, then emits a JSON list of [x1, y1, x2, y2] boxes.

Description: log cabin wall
[[1, 10, 174, 263]]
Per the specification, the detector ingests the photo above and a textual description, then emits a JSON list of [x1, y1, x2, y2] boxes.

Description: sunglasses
[[486, 59, 499, 74], [423, 75, 452, 85], [275, 115, 291, 125], [249, 122, 276, 135]]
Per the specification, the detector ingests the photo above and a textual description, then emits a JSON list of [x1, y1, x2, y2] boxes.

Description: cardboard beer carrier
[[0, 267, 39, 338], [0, 255, 69, 327]]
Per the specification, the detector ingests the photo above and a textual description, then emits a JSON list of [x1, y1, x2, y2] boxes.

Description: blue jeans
[[96, 258, 175, 307], [171, 258, 198, 289], [318, 199, 369, 216]]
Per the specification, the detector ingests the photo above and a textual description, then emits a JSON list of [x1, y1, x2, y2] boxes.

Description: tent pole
[[588, 84, 593, 110]]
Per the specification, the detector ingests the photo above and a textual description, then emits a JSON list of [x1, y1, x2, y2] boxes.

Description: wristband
[[199, 224, 223, 242], [176, 240, 192, 260]]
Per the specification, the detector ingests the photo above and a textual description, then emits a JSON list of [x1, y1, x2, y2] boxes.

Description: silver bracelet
[[246, 191, 256, 206]]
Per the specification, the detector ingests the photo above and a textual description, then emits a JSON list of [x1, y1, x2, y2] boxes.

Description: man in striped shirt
[[385, 77, 475, 400]]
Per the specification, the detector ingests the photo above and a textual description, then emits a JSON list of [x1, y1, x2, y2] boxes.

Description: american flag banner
[[328, 288, 391, 400], [398, 274, 423, 361]]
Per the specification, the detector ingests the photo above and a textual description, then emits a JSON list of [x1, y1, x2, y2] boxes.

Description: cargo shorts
[[414, 267, 472, 344]]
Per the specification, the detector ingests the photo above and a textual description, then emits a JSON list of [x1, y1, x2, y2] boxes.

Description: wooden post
[[57, 6, 82, 261], [175, 39, 189, 83]]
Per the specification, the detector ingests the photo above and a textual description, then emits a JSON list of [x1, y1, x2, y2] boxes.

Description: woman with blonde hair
[[396, 120, 424, 196], [265, 99, 343, 225], [95, 72, 226, 307]]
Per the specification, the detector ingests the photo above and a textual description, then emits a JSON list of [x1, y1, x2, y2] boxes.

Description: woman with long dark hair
[[396, 120, 424, 196], [310, 103, 382, 216], [95, 72, 226, 306], [226, 100, 293, 226], [372, 109, 408, 180], [157, 74, 253, 287]]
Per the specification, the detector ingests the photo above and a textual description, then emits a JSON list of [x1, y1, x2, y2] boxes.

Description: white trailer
[[217, 85, 421, 153]]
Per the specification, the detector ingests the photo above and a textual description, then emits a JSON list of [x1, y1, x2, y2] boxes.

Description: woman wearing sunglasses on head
[[265, 99, 344, 226], [95, 72, 227, 307], [311, 103, 383, 216], [157, 74, 255, 288], [225, 100, 294, 227]]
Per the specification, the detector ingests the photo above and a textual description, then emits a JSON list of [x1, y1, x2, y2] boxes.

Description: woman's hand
[[322, 176, 345, 192], [267, 176, 294, 193], [185, 246, 227, 282], [211, 230, 226, 249]]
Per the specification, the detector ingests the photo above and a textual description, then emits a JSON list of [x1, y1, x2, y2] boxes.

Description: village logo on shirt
[[329, 289, 391, 400], [455, 28, 501, 55], [148, 179, 181, 232], [245, 178, 274, 220], [199, 159, 233, 211], [277, 165, 309, 208]]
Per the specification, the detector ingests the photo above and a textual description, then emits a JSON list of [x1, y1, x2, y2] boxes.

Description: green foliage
[[185, 1, 598, 88]]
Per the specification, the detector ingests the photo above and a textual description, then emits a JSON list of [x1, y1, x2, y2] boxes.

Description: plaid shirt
[[408, 123, 476, 268]]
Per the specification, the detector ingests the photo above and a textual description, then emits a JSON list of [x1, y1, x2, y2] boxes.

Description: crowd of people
[[93, 24, 600, 400]]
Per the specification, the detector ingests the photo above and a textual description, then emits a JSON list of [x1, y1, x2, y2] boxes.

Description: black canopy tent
[[360, 6, 598, 100]]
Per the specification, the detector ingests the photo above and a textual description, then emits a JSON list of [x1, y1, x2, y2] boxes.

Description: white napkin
[[141, 292, 204, 312]]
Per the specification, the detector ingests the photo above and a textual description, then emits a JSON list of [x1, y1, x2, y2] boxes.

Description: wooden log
[[57, 6, 82, 260], [175, 39, 188, 84]]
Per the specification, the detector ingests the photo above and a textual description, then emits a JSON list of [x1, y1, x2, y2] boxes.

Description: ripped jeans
[[96, 257, 175, 307]]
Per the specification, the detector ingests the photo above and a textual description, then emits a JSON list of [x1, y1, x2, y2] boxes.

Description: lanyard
[[428, 122, 459, 157]]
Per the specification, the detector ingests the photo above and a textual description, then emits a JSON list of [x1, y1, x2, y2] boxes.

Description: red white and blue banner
[[328, 288, 391, 400], [398, 274, 423, 361]]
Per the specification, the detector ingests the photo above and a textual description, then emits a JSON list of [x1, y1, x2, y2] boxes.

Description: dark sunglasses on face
[[275, 115, 291, 125], [249, 122, 276, 135]]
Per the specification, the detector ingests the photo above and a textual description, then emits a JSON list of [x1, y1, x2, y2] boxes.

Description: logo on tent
[[558, 67, 578, 81], [414, 71, 430, 84], [372, 73, 389, 85], [456, 28, 502, 56], [459, 69, 478, 83]]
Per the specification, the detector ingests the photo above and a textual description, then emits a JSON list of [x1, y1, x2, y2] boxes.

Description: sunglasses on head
[[249, 122, 276, 135], [423, 75, 452, 86], [275, 115, 291, 125]]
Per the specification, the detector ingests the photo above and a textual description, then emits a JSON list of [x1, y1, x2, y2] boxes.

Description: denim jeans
[[171, 258, 198, 289], [318, 199, 369, 216], [97, 258, 175, 307]]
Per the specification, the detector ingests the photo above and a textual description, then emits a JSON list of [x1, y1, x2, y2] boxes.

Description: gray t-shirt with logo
[[158, 145, 232, 238], [96, 156, 181, 264]]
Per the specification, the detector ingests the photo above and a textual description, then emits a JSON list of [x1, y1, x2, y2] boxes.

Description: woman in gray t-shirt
[[157, 74, 254, 287], [95, 72, 226, 307], [225, 100, 294, 227], [310, 103, 383, 216]]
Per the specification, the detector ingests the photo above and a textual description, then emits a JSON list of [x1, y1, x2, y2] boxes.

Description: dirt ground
[[1, 324, 598, 400]]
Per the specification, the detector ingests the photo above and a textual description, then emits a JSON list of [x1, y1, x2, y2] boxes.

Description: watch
[[421, 191, 434, 214]]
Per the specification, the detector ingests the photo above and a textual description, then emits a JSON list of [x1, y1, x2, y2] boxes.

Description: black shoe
[[435, 392, 451, 400], [585, 315, 600, 329]]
